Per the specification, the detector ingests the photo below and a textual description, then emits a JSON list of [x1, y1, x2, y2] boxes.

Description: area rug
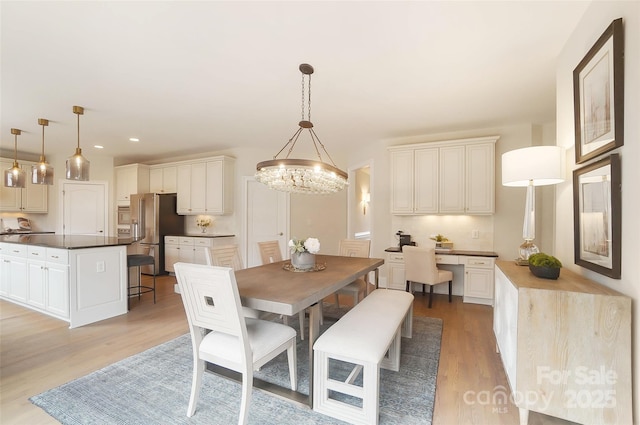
[[30, 315, 442, 425]]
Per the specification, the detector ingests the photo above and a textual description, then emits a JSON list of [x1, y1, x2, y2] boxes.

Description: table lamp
[[502, 146, 565, 263]]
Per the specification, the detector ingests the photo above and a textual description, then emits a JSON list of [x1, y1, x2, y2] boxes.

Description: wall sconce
[[362, 192, 370, 215]]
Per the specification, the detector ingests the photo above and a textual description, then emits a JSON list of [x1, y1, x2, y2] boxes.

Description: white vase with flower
[[288, 237, 320, 270]]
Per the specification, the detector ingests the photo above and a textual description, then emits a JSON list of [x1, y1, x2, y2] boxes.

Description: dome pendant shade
[[65, 106, 90, 181], [4, 129, 26, 188], [32, 118, 54, 185], [255, 64, 348, 195]]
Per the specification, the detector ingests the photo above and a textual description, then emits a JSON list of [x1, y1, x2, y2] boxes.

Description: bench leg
[[401, 304, 413, 338], [381, 327, 401, 372], [313, 350, 380, 425]]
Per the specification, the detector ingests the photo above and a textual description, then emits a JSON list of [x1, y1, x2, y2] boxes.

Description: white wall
[[555, 2, 639, 422]]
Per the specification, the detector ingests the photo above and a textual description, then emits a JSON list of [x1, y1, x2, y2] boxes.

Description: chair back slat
[[207, 245, 244, 270], [258, 240, 283, 264], [174, 263, 246, 338], [339, 239, 370, 258], [403, 245, 439, 283]]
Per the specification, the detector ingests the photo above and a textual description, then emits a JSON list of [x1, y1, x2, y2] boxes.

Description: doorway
[[244, 178, 290, 268], [60, 181, 108, 236], [348, 160, 373, 241]]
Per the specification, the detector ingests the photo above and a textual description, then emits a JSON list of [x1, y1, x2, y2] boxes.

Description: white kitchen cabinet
[[465, 142, 495, 214], [388, 136, 497, 215], [149, 165, 177, 193], [494, 261, 632, 424], [438, 145, 465, 213], [0, 243, 28, 302], [386, 252, 406, 290], [26, 246, 69, 318], [165, 235, 233, 273], [461, 256, 494, 305], [115, 164, 149, 205], [176, 156, 235, 215], [0, 159, 48, 213]]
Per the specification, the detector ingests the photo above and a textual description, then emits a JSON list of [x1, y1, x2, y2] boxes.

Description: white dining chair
[[204, 245, 262, 319], [403, 244, 453, 308], [334, 239, 371, 308], [174, 263, 297, 424], [257, 240, 307, 339]]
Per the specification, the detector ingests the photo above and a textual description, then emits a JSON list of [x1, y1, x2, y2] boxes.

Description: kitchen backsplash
[[390, 215, 494, 251]]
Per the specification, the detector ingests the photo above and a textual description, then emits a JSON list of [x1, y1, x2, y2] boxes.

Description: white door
[[245, 178, 289, 268], [61, 182, 107, 236]]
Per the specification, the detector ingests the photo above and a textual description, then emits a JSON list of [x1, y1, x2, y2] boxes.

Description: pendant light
[[3, 129, 26, 188], [32, 118, 54, 185], [65, 105, 90, 181], [255, 64, 348, 195]]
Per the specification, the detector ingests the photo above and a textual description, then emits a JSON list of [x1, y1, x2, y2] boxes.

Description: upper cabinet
[[0, 158, 48, 213], [176, 156, 234, 215], [115, 164, 149, 205], [389, 136, 498, 215], [149, 165, 177, 194]]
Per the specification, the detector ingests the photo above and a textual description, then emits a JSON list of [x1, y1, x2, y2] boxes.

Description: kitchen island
[[0, 234, 137, 328]]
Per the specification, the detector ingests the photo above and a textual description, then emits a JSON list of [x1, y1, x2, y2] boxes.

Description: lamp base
[[518, 240, 539, 263]]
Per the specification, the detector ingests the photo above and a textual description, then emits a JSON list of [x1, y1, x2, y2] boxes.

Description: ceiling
[[1, 1, 590, 166]]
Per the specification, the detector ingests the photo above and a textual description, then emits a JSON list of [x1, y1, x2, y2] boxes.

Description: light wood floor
[[1, 275, 574, 425]]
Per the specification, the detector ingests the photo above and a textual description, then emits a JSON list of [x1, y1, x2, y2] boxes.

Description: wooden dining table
[[218, 254, 384, 407]]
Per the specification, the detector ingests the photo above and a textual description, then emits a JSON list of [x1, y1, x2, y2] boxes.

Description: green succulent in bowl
[[528, 253, 562, 280], [528, 253, 562, 268]]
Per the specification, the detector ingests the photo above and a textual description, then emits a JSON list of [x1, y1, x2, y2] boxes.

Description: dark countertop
[[0, 234, 139, 249], [0, 231, 55, 236], [169, 234, 235, 238], [385, 246, 498, 257]]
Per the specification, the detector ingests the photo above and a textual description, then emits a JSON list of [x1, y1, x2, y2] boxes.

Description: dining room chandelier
[[65, 105, 90, 181], [3, 128, 26, 188], [32, 118, 54, 185], [255, 64, 348, 195]]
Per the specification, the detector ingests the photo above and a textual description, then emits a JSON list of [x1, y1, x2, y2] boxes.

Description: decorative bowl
[[529, 265, 560, 280]]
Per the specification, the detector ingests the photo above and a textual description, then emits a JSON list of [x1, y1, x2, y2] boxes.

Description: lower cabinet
[[461, 256, 495, 305], [164, 236, 220, 272], [26, 246, 70, 319], [386, 252, 406, 290]]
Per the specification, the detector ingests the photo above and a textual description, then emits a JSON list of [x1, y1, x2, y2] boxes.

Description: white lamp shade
[[502, 146, 565, 187]]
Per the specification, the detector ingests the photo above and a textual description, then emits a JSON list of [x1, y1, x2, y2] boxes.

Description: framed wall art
[[573, 153, 621, 278], [573, 18, 624, 164]]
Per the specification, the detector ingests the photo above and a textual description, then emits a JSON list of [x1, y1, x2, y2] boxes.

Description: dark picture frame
[[573, 18, 624, 164], [573, 154, 621, 278]]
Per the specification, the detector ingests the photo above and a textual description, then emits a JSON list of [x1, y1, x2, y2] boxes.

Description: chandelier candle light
[[255, 64, 348, 195], [289, 237, 320, 270]]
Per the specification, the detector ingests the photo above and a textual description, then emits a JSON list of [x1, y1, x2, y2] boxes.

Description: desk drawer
[[387, 253, 404, 262], [165, 236, 180, 245], [463, 257, 495, 269], [435, 254, 458, 265]]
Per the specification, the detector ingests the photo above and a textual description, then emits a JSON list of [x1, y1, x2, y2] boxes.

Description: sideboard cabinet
[[388, 136, 497, 215], [493, 261, 631, 424]]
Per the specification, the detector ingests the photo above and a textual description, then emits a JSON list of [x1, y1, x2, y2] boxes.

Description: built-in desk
[[384, 247, 498, 305]]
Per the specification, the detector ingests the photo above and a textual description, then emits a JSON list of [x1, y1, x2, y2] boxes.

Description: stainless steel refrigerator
[[130, 193, 184, 275]]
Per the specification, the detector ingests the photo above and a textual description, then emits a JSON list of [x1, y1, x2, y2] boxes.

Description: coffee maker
[[396, 231, 413, 249]]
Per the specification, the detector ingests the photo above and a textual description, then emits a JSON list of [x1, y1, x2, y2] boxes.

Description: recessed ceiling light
[[129, 137, 140, 142], [94, 145, 104, 149]]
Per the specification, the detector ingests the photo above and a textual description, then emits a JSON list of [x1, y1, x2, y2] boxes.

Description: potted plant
[[528, 253, 562, 280]]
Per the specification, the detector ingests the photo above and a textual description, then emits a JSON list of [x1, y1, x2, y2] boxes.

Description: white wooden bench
[[312, 289, 414, 425]]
